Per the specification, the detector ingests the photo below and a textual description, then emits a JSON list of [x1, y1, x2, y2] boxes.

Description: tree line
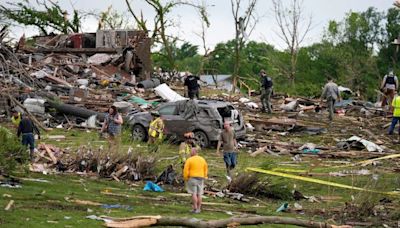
[[1, 1, 400, 99]]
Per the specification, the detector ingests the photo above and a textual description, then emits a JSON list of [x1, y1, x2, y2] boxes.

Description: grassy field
[[1, 111, 400, 227]]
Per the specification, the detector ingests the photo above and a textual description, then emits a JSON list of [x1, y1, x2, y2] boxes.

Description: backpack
[[263, 77, 273, 89], [385, 75, 396, 86]]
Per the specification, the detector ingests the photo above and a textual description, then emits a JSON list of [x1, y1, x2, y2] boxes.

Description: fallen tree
[[104, 215, 339, 228]]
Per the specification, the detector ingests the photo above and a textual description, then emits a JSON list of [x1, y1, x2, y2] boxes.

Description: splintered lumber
[[42, 144, 57, 164], [4, 200, 14, 211], [105, 216, 336, 228]]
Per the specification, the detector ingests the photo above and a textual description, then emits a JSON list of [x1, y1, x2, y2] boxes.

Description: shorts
[[223, 152, 237, 169], [22, 133, 35, 151], [186, 177, 204, 195]]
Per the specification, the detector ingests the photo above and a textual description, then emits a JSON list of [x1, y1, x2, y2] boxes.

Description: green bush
[[0, 127, 28, 175]]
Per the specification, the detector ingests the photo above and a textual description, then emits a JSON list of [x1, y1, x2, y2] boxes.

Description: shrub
[[0, 127, 28, 175]]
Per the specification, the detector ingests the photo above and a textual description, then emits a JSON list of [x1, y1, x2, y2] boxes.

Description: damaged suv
[[127, 100, 246, 148]]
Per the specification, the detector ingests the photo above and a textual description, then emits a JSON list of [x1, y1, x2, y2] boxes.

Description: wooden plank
[[43, 144, 58, 164], [36, 47, 119, 54]]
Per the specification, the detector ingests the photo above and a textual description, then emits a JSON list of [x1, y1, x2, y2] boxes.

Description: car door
[[157, 104, 180, 137]]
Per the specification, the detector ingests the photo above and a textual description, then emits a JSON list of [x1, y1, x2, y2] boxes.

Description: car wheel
[[132, 124, 147, 142], [194, 131, 209, 148]]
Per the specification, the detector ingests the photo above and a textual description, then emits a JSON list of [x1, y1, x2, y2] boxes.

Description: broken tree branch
[[105, 215, 336, 228]]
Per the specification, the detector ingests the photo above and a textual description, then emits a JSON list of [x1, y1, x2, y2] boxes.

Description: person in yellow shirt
[[388, 94, 400, 135], [148, 111, 165, 152], [183, 148, 208, 214], [11, 111, 22, 128]]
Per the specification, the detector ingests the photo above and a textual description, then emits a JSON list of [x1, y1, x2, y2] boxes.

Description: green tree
[[0, 1, 81, 35]]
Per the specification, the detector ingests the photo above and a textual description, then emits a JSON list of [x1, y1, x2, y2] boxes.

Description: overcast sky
[[3, 0, 396, 51]]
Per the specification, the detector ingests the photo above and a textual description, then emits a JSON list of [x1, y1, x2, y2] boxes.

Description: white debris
[[154, 83, 187, 102], [347, 136, 384, 152]]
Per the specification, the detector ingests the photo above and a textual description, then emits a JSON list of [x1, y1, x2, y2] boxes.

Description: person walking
[[380, 69, 398, 111], [260, 70, 273, 113], [101, 105, 123, 153], [184, 72, 201, 99], [17, 114, 40, 161], [216, 121, 238, 182], [183, 148, 208, 213], [388, 91, 400, 136], [148, 111, 165, 152], [321, 77, 340, 122]]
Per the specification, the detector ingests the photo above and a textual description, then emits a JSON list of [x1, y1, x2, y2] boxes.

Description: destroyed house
[[31, 30, 152, 81]]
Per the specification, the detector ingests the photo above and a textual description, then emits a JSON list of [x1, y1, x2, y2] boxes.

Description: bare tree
[[395, 0, 400, 8], [125, 0, 208, 70], [231, 0, 259, 93], [193, 0, 211, 77], [272, 0, 312, 85], [97, 6, 130, 30]]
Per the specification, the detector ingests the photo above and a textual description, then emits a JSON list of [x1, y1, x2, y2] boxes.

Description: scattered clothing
[[143, 181, 164, 192]]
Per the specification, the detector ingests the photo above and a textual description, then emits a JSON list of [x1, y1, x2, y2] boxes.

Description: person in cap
[[148, 111, 165, 152], [260, 69, 273, 113]]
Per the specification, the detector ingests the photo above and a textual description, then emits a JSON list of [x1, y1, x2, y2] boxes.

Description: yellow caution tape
[[247, 167, 400, 197], [272, 153, 400, 173]]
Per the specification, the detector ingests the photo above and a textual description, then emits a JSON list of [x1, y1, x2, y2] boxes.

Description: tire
[[132, 124, 147, 142], [194, 131, 209, 148]]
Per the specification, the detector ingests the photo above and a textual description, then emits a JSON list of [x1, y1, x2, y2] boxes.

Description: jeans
[[22, 133, 35, 152], [388, 117, 400, 134], [223, 152, 237, 169]]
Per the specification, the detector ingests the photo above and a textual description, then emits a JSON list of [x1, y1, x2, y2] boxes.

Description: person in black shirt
[[184, 72, 200, 99], [17, 114, 40, 160]]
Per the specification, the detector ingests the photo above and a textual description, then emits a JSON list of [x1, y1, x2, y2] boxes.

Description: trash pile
[[30, 144, 156, 181]]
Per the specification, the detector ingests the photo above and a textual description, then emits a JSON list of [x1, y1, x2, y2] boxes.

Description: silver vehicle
[[127, 100, 246, 148]]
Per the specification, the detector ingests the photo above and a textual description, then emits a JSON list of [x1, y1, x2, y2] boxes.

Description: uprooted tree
[[0, 0, 81, 35]]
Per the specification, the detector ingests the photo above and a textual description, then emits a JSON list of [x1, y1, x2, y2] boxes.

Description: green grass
[[1, 111, 400, 227]]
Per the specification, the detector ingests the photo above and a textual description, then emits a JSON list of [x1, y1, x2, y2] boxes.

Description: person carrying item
[[216, 121, 238, 182], [321, 77, 340, 122], [380, 69, 398, 110], [148, 111, 165, 152], [101, 105, 123, 153], [17, 114, 40, 161], [184, 72, 201, 99], [183, 148, 208, 214], [260, 69, 273, 113], [388, 91, 400, 136]]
